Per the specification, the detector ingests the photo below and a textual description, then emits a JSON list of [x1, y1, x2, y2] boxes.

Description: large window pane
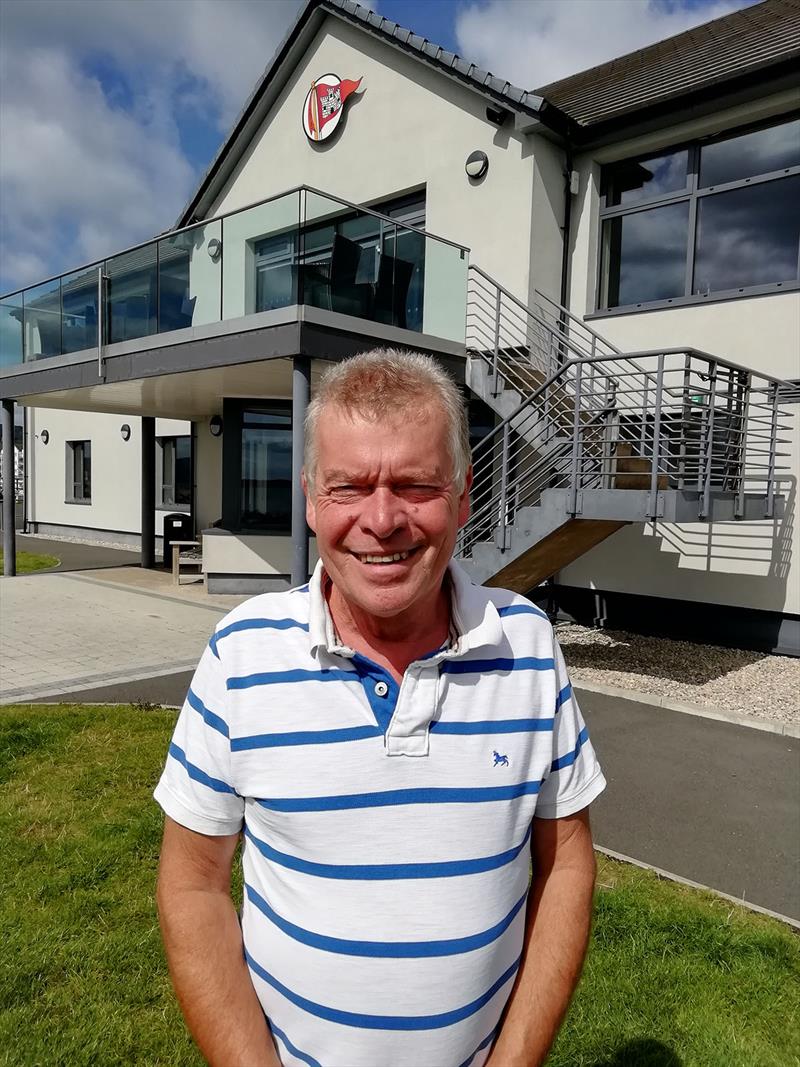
[[106, 245, 157, 344], [240, 410, 292, 530], [175, 436, 192, 505], [62, 266, 99, 354], [601, 201, 689, 308], [606, 149, 689, 206], [693, 176, 800, 294], [700, 118, 800, 188]]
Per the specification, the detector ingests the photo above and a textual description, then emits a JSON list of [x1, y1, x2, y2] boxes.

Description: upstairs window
[[66, 440, 91, 503], [598, 115, 800, 312], [158, 435, 191, 509]]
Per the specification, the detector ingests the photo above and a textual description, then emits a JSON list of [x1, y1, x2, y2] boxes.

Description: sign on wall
[[302, 74, 363, 142]]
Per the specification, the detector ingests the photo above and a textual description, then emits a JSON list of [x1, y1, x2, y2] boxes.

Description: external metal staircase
[[456, 265, 789, 593]]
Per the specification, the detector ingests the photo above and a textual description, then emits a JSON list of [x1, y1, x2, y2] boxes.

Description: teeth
[[357, 550, 411, 564]]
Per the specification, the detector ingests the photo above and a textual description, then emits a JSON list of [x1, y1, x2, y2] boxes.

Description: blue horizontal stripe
[[186, 687, 229, 738], [442, 656, 555, 675], [551, 725, 590, 773], [255, 779, 542, 813], [232, 724, 381, 751], [246, 948, 521, 1031], [555, 682, 573, 711], [227, 667, 359, 690], [268, 1021, 321, 1067], [498, 603, 548, 621], [459, 1027, 499, 1067], [168, 742, 236, 795], [210, 616, 309, 657], [246, 882, 528, 956], [244, 823, 532, 881], [431, 718, 554, 735]]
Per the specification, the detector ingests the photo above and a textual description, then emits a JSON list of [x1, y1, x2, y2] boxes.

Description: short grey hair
[[304, 348, 471, 493]]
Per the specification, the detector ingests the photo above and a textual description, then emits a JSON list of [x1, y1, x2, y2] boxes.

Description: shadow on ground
[[588, 1038, 683, 1066], [557, 625, 764, 685]]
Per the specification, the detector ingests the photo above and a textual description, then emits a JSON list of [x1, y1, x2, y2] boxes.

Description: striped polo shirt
[[154, 560, 605, 1067]]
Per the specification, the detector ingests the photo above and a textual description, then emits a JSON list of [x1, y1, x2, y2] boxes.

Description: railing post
[[570, 362, 583, 517], [700, 363, 717, 519], [678, 353, 692, 490], [734, 372, 752, 519], [648, 354, 665, 519], [497, 423, 510, 551], [766, 382, 779, 519], [492, 287, 501, 395]]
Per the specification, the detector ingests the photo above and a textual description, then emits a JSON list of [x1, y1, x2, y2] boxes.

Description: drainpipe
[[559, 142, 574, 312], [2, 399, 17, 575]]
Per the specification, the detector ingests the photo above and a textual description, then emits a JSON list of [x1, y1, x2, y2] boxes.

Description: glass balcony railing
[[0, 187, 469, 370]]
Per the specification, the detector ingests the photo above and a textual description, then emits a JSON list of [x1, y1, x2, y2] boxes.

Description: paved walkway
[[2, 566, 798, 920], [0, 567, 244, 702]]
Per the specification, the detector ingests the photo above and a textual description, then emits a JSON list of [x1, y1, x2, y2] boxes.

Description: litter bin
[[162, 513, 193, 569]]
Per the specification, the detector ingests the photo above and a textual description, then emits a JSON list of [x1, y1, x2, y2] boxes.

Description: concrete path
[[0, 568, 244, 702], [14, 534, 142, 571]]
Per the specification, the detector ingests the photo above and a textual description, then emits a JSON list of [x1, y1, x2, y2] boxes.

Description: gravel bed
[[556, 623, 800, 726]]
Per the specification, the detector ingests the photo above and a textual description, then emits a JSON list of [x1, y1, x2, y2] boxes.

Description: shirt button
[[374, 681, 389, 697]]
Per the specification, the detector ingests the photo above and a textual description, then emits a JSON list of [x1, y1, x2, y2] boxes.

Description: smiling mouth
[[352, 548, 418, 564]]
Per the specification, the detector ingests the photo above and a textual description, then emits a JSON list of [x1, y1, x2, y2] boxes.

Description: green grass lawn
[[0, 549, 59, 574], [1, 704, 798, 1067]]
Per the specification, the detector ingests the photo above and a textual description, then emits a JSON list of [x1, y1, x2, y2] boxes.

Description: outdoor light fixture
[[465, 150, 489, 181], [120, 423, 131, 442], [209, 414, 223, 437], [207, 237, 222, 261], [40, 429, 49, 445]]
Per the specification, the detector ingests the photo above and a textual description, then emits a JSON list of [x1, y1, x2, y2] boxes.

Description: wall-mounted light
[[465, 150, 489, 181], [120, 423, 131, 442], [40, 429, 49, 445], [209, 414, 223, 437], [207, 237, 222, 261]]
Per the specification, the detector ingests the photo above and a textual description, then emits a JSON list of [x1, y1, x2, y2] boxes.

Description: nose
[[359, 487, 408, 540]]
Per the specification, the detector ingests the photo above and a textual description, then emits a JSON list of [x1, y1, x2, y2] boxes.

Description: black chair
[[329, 234, 371, 318], [372, 255, 415, 329]]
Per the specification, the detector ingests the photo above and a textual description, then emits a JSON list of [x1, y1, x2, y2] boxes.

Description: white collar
[[307, 558, 503, 659]]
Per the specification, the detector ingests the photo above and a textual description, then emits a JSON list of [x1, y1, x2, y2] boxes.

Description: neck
[[326, 579, 452, 679]]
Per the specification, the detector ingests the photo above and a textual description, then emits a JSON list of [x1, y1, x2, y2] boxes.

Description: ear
[[457, 465, 473, 529], [302, 469, 317, 532]]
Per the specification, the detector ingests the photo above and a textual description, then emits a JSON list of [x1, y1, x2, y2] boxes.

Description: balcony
[[0, 187, 469, 374]]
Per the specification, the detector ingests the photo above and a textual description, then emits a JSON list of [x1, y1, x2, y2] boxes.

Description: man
[[155, 348, 605, 1067]]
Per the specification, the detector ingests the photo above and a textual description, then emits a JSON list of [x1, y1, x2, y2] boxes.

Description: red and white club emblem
[[302, 73, 363, 142]]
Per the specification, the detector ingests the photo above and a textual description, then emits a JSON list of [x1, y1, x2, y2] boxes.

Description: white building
[[1, 0, 798, 654]]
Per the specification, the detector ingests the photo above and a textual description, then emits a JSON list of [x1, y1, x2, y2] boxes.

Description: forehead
[[315, 404, 451, 473]]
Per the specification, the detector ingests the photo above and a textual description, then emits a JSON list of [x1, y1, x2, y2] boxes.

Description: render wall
[[27, 408, 191, 540], [209, 16, 555, 306], [562, 90, 800, 618]]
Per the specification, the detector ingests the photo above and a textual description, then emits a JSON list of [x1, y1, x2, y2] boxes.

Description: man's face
[[304, 404, 471, 625]]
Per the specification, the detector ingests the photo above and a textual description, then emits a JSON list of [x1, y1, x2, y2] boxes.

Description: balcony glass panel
[[23, 278, 62, 360], [222, 192, 300, 320], [61, 265, 99, 354], [158, 219, 222, 332], [106, 244, 158, 344], [0, 296, 24, 368]]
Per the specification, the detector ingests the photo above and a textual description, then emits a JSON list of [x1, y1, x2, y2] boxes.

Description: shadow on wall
[[588, 1038, 683, 1066]]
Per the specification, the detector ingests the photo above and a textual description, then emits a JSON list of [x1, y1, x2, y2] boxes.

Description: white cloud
[[0, 0, 303, 292], [454, 0, 756, 90]]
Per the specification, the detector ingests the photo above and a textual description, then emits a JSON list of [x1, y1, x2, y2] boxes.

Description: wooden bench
[[171, 540, 204, 585]]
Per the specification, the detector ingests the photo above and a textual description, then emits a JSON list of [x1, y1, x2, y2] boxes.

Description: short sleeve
[[153, 639, 245, 836], [535, 632, 606, 819]]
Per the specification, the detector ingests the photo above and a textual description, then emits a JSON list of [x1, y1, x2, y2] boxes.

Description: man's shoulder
[[470, 579, 553, 632], [211, 583, 311, 640]]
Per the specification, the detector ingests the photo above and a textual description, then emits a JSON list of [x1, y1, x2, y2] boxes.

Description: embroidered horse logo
[[493, 750, 509, 767]]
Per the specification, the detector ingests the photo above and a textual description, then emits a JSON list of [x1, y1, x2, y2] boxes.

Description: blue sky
[[0, 0, 757, 295]]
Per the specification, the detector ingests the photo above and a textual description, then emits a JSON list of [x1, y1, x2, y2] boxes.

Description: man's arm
[[485, 808, 597, 1067], [156, 816, 281, 1067]]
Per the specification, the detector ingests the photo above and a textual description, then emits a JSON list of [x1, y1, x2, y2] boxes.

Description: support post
[[2, 399, 16, 576], [648, 354, 665, 520], [291, 356, 311, 588], [141, 416, 156, 568]]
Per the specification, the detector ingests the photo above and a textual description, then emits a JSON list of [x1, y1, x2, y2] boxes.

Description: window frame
[[593, 113, 800, 317], [65, 440, 91, 504], [221, 398, 293, 534], [156, 434, 192, 512]]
